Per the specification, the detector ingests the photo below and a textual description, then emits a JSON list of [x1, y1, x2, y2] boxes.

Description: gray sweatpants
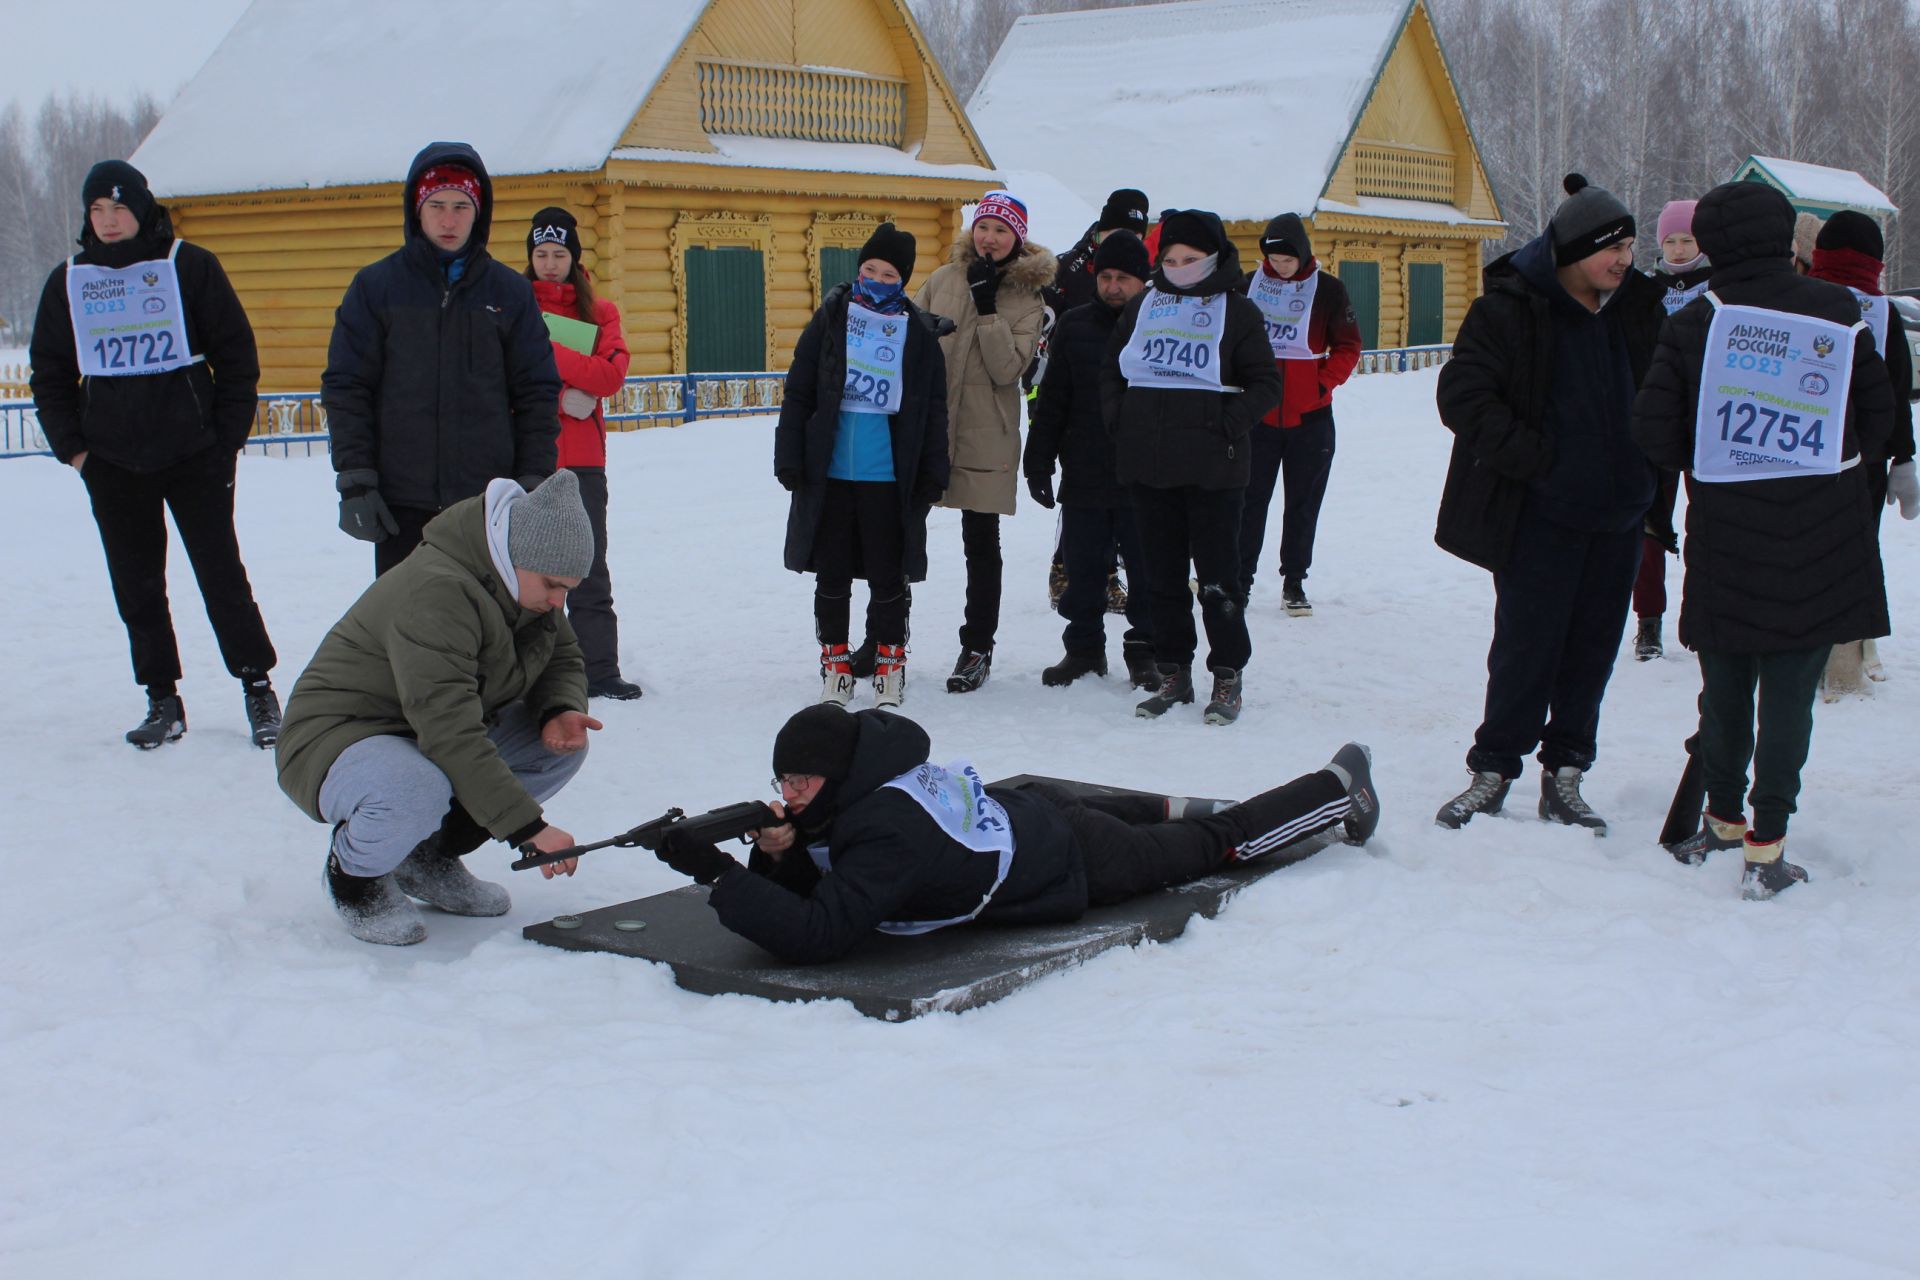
[[318, 702, 588, 877]]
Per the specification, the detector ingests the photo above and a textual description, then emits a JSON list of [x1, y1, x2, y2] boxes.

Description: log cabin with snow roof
[[968, 0, 1505, 350], [129, 0, 998, 391]]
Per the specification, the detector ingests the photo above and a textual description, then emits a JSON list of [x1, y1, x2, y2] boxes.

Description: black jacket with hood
[[321, 142, 560, 512], [706, 709, 1084, 964], [1026, 296, 1130, 507]]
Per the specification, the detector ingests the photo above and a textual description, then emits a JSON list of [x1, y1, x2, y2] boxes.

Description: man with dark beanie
[[646, 704, 1379, 963], [323, 141, 561, 576], [1051, 186, 1151, 313], [1633, 181, 1894, 899], [30, 159, 282, 750], [1434, 173, 1665, 834]]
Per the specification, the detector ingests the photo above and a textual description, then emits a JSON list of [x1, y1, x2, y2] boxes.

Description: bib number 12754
[[1714, 401, 1824, 457]]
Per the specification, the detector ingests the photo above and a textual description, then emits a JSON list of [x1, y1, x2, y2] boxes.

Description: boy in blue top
[[775, 224, 950, 707]]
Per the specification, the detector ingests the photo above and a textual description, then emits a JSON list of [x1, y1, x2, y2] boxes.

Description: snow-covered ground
[[3, 370, 1917, 1276]]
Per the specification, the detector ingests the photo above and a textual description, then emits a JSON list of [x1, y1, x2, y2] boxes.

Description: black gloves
[[655, 829, 740, 887], [336, 469, 398, 543], [1026, 472, 1055, 509], [966, 256, 1000, 316], [777, 468, 800, 492], [912, 478, 944, 506]]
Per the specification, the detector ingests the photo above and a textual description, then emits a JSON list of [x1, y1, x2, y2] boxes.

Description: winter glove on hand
[[655, 829, 739, 886], [335, 469, 398, 543], [560, 387, 598, 419], [1026, 471, 1055, 509], [911, 477, 944, 506], [966, 257, 1001, 317], [1888, 460, 1919, 520], [776, 468, 800, 493]]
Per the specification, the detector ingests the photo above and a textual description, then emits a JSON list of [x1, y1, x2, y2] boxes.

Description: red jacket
[[1247, 258, 1363, 428], [532, 279, 630, 468]]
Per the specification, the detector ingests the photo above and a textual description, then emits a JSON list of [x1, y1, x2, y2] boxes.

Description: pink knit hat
[[1657, 200, 1698, 244]]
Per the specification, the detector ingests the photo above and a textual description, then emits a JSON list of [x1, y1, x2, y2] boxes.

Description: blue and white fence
[[0, 349, 1448, 460]]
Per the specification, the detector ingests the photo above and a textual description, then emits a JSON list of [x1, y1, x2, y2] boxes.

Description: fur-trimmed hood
[[947, 235, 1058, 291]]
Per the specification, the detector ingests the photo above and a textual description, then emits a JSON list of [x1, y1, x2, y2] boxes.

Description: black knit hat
[[1092, 230, 1149, 281], [772, 705, 861, 781], [1157, 210, 1219, 257], [1259, 213, 1312, 261], [1098, 188, 1150, 236], [81, 160, 154, 226], [1550, 173, 1635, 266], [527, 206, 579, 265], [857, 221, 917, 284], [1815, 210, 1885, 260]]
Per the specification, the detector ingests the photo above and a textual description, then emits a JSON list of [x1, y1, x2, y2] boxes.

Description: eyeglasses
[[771, 773, 814, 793]]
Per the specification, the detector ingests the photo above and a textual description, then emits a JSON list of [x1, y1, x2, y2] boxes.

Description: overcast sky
[[2, 0, 252, 115]]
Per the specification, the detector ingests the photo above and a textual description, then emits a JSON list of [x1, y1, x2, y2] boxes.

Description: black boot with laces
[[127, 692, 187, 750], [243, 680, 281, 750]]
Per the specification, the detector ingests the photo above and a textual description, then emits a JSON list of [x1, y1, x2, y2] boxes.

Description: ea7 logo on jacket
[[1813, 335, 1835, 358]]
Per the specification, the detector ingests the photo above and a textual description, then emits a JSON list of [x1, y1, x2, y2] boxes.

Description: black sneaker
[[1281, 578, 1312, 617], [127, 694, 187, 750], [1539, 766, 1608, 836], [1435, 770, 1510, 829], [1666, 812, 1745, 866], [1740, 839, 1808, 901], [1202, 666, 1243, 725], [1122, 640, 1160, 689], [243, 681, 281, 749], [393, 836, 510, 916], [325, 848, 426, 945], [1330, 742, 1379, 845], [588, 676, 644, 700], [1041, 650, 1107, 687], [1135, 664, 1194, 718], [948, 648, 992, 693]]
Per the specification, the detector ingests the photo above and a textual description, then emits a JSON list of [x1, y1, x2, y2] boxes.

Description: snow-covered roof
[[611, 136, 998, 185], [1315, 195, 1504, 228], [967, 0, 1420, 224], [1741, 156, 1898, 216], [134, 0, 713, 196]]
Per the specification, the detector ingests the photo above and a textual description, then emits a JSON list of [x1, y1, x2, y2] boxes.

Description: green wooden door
[[1339, 260, 1380, 349], [1407, 262, 1444, 346], [820, 246, 859, 299], [685, 245, 765, 371]]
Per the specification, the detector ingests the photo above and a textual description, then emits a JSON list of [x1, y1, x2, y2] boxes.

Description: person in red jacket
[[526, 206, 639, 699], [1236, 214, 1363, 616]]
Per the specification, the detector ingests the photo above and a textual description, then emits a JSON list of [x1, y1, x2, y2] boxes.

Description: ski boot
[[873, 643, 907, 708], [947, 648, 992, 693], [1202, 666, 1243, 725], [819, 643, 857, 705]]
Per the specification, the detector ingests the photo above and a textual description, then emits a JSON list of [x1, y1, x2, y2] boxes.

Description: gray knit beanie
[[508, 470, 595, 578], [1550, 173, 1635, 266]]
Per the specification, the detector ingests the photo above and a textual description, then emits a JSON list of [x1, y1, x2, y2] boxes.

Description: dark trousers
[[958, 509, 1002, 652], [565, 467, 624, 682], [373, 506, 437, 577], [1468, 508, 1640, 778], [1239, 417, 1336, 594], [1059, 504, 1150, 654], [1633, 473, 1679, 618], [81, 448, 276, 693], [1696, 646, 1828, 842], [1129, 483, 1250, 671], [814, 480, 908, 647], [1058, 770, 1350, 905]]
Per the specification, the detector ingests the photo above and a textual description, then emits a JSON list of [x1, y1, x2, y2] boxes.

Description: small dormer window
[[697, 60, 905, 147], [1352, 143, 1456, 203]]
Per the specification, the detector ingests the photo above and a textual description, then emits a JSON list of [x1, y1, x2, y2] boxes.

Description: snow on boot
[[1281, 578, 1312, 617], [1435, 770, 1510, 829], [873, 644, 907, 708], [325, 850, 426, 945], [1330, 742, 1380, 845], [126, 693, 187, 750], [1042, 650, 1107, 687], [1047, 558, 1067, 611], [1634, 616, 1663, 662], [819, 643, 857, 706], [1821, 641, 1869, 702], [1202, 666, 1243, 725], [1740, 835, 1808, 901], [1135, 664, 1194, 718], [1666, 811, 1745, 866], [1106, 569, 1128, 615], [393, 837, 510, 916], [243, 680, 281, 749], [1123, 640, 1160, 690], [1864, 637, 1887, 682], [947, 648, 992, 693], [1539, 766, 1608, 835], [847, 638, 877, 680]]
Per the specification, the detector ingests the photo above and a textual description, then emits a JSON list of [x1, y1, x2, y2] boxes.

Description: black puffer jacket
[[30, 207, 259, 470], [707, 709, 1084, 964], [1099, 211, 1283, 490], [1025, 298, 1128, 507], [775, 283, 949, 581], [321, 142, 560, 511], [1631, 181, 1893, 652]]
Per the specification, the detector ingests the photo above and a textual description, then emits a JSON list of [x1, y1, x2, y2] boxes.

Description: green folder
[[543, 311, 599, 355]]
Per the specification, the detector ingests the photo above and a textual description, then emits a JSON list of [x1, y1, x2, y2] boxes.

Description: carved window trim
[[668, 212, 776, 373], [805, 212, 886, 307]]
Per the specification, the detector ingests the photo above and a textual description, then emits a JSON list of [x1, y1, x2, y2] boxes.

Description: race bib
[[1846, 288, 1890, 358], [66, 240, 198, 378], [1246, 268, 1320, 359], [1662, 278, 1709, 316], [1118, 287, 1227, 390], [843, 300, 907, 415], [1693, 295, 1858, 483], [873, 759, 1015, 935]]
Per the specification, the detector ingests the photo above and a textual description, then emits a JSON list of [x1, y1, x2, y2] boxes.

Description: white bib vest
[[66, 239, 199, 378], [1118, 287, 1228, 391], [1846, 287, 1891, 358], [1692, 293, 1860, 484], [1661, 278, 1709, 317], [1246, 267, 1320, 359], [842, 299, 907, 415]]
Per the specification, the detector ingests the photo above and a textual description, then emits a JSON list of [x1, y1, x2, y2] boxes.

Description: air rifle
[[509, 800, 778, 872]]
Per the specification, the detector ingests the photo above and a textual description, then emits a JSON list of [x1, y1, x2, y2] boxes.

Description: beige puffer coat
[[912, 236, 1055, 514]]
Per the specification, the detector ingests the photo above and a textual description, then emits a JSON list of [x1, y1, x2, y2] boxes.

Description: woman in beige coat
[[912, 190, 1055, 692]]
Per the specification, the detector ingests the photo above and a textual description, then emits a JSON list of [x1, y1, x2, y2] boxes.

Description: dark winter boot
[[126, 693, 187, 750], [1202, 666, 1243, 725], [1539, 766, 1608, 835], [847, 638, 877, 680], [1435, 770, 1510, 829], [393, 833, 511, 917], [948, 647, 992, 693], [1106, 569, 1128, 614], [1330, 742, 1380, 846], [1042, 650, 1107, 687], [1281, 577, 1312, 617], [1666, 812, 1745, 866], [1740, 835, 1808, 901], [243, 680, 281, 750], [1634, 615, 1663, 661], [1135, 664, 1194, 718], [325, 848, 426, 945], [1122, 639, 1160, 689], [588, 675, 644, 700]]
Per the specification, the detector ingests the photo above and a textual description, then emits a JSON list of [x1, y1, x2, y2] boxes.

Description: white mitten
[[561, 387, 599, 419], [1888, 460, 1919, 520]]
